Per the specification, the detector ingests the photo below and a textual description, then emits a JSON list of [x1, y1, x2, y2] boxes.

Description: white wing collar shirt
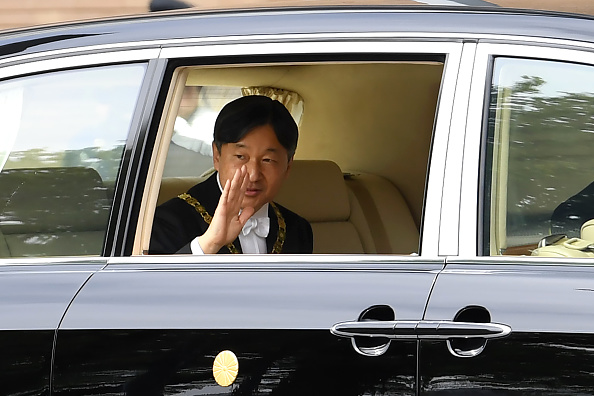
[[190, 173, 270, 254]]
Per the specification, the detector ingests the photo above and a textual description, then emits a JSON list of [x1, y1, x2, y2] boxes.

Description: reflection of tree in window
[[502, 75, 594, 239], [6, 145, 124, 184]]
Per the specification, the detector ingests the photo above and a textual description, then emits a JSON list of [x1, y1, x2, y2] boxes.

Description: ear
[[284, 156, 293, 179], [212, 142, 220, 171]]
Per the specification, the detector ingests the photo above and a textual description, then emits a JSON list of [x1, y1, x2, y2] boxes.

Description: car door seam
[[49, 270, 98, 395]]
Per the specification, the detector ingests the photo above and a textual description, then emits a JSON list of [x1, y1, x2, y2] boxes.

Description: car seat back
[[0, 167, 110, 257]]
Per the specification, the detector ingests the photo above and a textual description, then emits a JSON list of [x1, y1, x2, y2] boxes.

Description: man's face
[[178, 86, 200, 120], [213, 124, 292, 213]]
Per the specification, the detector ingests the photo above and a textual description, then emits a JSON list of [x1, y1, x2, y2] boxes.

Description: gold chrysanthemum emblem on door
[[213, 350, 239, 387]]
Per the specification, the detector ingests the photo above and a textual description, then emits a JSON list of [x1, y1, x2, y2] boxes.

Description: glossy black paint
[[422, 262, 594, 393], [425, 263, 594, 334], [53, 329, 416, 395], [420, 333, 594, 394], [1, 4, 594, 395], [1, 331, 53, 396], [0, 263, 103, 330], [54, 260, 440, 394], [59, 260, 442, 329], [0, 263, 104, 395], [0, 7, 593, 61]]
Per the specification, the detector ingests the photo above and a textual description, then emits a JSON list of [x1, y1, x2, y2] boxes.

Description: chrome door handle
[[416, 320, 511, 339], [331, 320, 511, 340], [330, 320, 417, 339]]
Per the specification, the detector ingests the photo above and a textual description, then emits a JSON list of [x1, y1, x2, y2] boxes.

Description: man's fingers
[[238, 206, 255, 226], [239, 167, 250, 195], [226, 168, 239, 203], [227, 166, 245, 203], [215, 178, 231, 218], [205, 167, 252, 250], [220, 178, 231, 203]]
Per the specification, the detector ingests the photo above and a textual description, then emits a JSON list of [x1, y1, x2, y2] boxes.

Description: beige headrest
[[275, 160, 350, 222], [581, 219, 594, 242], [158, 176, 204, 205]]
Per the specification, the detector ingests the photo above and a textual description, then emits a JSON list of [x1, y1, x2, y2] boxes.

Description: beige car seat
[[0, 167, 111, 257], [532, 219, 594, 258]]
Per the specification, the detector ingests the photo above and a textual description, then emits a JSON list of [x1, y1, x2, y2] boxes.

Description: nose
[[246, 160, 262, 182]]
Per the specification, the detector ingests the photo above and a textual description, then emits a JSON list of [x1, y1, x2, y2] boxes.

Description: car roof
[[0, 6, 593, 60]]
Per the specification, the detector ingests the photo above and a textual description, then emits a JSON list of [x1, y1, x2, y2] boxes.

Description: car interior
[[139, 60, 445, 255], [2, 58, 591, 258]]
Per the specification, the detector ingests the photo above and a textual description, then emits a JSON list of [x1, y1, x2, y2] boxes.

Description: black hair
[[213, 95, 298, 159]]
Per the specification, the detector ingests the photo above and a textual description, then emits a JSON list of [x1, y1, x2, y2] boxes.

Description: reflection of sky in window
[[495, 58, 594, 96], [11, 64, 146, 151]]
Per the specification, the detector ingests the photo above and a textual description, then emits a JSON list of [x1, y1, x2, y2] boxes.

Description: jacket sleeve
[[149, 198, 202, 254], [302, 218, 314, 254]]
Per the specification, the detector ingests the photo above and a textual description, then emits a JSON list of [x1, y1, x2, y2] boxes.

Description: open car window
[[162, 86, 242, 178], [143, 58, 446, 255]]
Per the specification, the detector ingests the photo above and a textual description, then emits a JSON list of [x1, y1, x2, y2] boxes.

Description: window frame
[[0, 48, 161, 260], [134, 39, 464, 258], [456, 41, 594, 259]]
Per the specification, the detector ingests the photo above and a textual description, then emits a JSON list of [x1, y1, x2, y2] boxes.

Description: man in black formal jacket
[[551, 180, 594, 238], [150, 95, 313, 254]]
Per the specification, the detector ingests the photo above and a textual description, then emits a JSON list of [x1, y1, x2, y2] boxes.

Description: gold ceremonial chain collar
[[178, 193, 285, 254]]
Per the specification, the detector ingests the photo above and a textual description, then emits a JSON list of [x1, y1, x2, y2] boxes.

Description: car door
[[420, 41, 594, 393], [0, 50, 155, 395], [50, 38, 466, 395]]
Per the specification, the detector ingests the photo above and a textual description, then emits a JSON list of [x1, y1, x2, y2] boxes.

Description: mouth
[[245, 188, 262, 197]]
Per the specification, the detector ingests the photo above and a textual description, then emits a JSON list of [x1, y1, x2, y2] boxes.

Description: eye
[[235, 154, 245, 160]]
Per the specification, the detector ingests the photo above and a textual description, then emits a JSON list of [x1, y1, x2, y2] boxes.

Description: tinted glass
[[0, 63, 146, 257], [484, 57, 594, 255]]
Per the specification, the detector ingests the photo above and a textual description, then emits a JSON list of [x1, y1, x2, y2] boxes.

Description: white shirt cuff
[[190, 236, 205, 255]]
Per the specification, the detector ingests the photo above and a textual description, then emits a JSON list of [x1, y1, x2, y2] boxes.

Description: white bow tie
[[242, 216, 270, 238]]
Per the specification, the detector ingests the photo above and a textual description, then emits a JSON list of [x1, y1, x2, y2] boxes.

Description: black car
[[2, 5, 594, 395]]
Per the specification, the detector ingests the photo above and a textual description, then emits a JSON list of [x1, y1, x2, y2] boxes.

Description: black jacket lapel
[[266, 204, 278, 253]]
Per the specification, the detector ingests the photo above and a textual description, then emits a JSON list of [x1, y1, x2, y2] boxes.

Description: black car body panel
[[54, 259, 442, 395], [1, 5, 594, 396], [0, 261, 104, 396], [0, 8, 593, 60], [422, 262, 594, 393]]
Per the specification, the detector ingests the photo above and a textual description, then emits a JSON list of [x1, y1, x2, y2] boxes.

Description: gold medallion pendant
[[212, 350, 239, 387]]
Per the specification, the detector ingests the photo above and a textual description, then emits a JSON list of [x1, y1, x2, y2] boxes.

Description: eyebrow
[[234, 143, 279, 153]]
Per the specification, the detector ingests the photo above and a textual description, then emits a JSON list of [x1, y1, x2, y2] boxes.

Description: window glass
[[484, 57, 594, 255], [0, 63, 146, 258]]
